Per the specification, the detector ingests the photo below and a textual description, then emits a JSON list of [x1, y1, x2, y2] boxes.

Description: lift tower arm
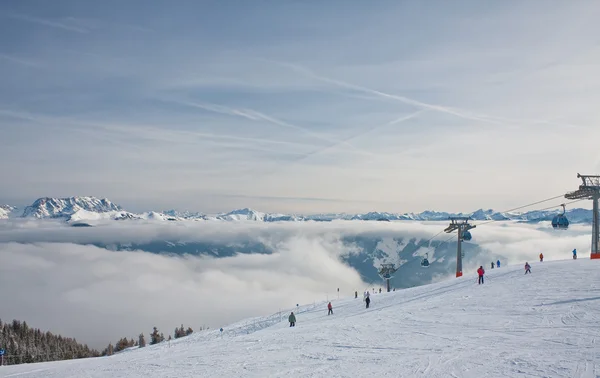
[[565, 173, 600, 259]]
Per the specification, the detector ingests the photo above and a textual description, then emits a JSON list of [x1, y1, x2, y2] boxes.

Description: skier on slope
[[573, 249, 577, 259], [525, 262, 531, 274], [491, 261, 495, 269], [288, 312, 296, 327], [327, 302, 333, 315], [355, 291, 358, 299], [477, 266, 485, 285], [496, 259, 501, 268], [539, 253, 544, 262], [364, 291, 371, 308]]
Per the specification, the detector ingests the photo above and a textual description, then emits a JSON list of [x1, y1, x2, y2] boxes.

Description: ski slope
[[1, 259, 599, 377]]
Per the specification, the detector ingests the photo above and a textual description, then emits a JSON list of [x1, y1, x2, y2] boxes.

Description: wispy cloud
[[8, 13, 90, 33], [0, 53, 41, 68], [162, 98, 381, 158], [1, 1, 599, 214], [269, 60, 505, 126]]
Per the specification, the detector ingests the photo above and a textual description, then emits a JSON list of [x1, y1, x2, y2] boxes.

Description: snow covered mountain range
[[0, 196, 594, 224]]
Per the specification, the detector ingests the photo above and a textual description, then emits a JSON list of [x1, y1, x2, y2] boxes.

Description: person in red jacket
[[327, 302, 333, 315], [477, 266, 485, 284]]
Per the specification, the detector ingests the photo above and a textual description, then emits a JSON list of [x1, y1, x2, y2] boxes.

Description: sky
[[0, 218, 590, 349], [1, 0, 599, 214]]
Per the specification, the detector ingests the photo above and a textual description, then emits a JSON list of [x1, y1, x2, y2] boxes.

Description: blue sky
[[1, 0, 599, 214]]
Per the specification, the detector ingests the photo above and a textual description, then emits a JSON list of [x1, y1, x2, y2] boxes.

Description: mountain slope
[[21, 197, 122, 218], [1, 259, 598, 377], [0, 205, 15, 219]]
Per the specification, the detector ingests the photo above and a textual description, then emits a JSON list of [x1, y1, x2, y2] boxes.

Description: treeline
[[100, 324, 199, 356], [1, 319, 208, 366], [0, 319, 101, 365]]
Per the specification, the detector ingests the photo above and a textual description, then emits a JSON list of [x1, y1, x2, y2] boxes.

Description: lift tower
[[444, 217, 475, 277], [565, 173, 600, 259], [378, 263, 398, 292]]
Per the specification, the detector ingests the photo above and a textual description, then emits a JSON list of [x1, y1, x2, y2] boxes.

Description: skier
[[491, 261, 495, 269], [496, 259, 501, 268], [355, 291, 358, 299], [573, 249, 577, 259], [364, 291, 371, 308], [288, 312, 296, 327], [477, 266, 485, 285], [525, 262, 531, 274], [327, 302, 333, 315], [379, 288, 382, 294], [539, 253, 544, 262]]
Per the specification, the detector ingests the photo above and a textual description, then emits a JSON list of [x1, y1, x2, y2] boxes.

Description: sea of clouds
[[0, 218, 591, 349]]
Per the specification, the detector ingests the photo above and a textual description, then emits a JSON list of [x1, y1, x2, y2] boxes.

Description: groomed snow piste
[[1, 259, 599, 377]]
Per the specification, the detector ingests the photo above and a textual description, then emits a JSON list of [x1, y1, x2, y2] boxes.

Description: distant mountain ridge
[[6, 196, 594, 224], [0, 204, 16, 219], [21, 197, 122, 219]]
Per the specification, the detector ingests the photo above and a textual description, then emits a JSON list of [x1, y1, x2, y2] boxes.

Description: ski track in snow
[[1, 259, 599, 377]]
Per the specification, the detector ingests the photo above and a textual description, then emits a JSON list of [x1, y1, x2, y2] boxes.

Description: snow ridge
[[0, 204, 16, 219], [22, 197, 122, 219]]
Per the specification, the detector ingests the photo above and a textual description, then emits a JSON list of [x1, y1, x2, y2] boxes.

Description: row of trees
[[0, 319, 101, 365], [1, 319, 206, 365], [100, 324, 196, 357]]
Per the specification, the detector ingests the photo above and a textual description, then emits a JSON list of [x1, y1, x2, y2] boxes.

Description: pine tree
[[150, 327, 161, 345], [138, 333, 146, 348], [186, 327, 193, 336]]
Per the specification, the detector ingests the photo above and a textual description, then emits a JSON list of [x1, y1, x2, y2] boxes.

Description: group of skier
[[289, 247, 582, 326], [288, 290, 377, 326], [480, 248, 579, 284]]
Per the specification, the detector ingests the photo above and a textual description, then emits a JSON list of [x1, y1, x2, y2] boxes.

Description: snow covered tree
[[0, 318, 100, 366], [138, 333, 146, 348]]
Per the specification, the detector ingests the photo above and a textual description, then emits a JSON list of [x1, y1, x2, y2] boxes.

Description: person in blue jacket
[[496, 259, 501, 268], [573, 249, 577, 259]]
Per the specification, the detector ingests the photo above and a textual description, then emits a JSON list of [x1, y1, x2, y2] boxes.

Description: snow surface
[[1, 258, 599, 377]]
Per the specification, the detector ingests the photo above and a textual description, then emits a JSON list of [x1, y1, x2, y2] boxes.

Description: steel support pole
[[456, 227, 463, 277], [592, 195, 600, 259]]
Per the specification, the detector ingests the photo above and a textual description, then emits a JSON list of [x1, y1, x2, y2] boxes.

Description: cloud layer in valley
[[0, 218, 592, 349]]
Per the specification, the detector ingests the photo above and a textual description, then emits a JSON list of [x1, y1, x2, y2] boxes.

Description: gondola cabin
[[421, 253, 430, 267], [551, 204, 569, 230], [462, 230, 472, 241]]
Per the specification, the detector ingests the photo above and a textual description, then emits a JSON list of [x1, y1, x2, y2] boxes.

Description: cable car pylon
[[444, 217, 475, 277], [378, 263, 398, 292], [565, 173, 600, 259]]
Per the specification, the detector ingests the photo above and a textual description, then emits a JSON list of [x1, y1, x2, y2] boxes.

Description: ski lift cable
[[474, 198, 587, 227], [418, 194, 573, 246], [421, 229, 445, 246], [488, 194, 567, 215]]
